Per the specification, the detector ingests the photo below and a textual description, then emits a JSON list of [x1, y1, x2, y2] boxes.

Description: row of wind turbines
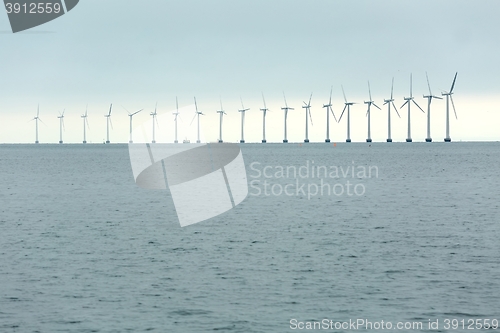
[[28, 72, 458, 144]]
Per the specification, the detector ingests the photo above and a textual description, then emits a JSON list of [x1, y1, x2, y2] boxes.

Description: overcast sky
[[0, 0, 499, 143]]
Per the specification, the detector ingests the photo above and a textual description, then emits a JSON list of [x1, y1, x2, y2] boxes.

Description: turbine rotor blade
[[412, 100, 425, 113], [109, 117, 113, 130], [308, 108, 313, 126], [190, 112, 197, 125], [108, 104, 113, 116], [392, 102, 401, 118], [373, 103, 381, 110], [329, 85, 333, 105], [368, 81, 372, 101], [330, 107, 337, 122], [410, 73, 413, 98], [341, 85, 347, 103], [400, 100, 409, 109], [426, 71, 432, 96], [450, 72, 458, 93], [390, 77, 394, 100], [262, 92, 267, 109], [283, 91, 288, 108], [450, 95, 458, 119], [338, 105, 347, 122], [308, 92, 313, 106]]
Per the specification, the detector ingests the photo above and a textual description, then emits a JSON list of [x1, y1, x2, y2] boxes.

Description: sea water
[[1, 143, 499, 332]]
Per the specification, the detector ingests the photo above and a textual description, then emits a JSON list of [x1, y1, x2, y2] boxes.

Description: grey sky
[[0, 0, 499, 143]]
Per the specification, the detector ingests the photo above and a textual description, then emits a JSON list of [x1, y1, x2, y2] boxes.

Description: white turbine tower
[[217, 99, 227, 143], [57, 110, 65, 144], [383, 77, 400, 142], [81, 106, 90, 144], [442, 72, 458, 142], [364, 81, 381, 143], [260, 93, 269, 143], [238, 98, 250, 143], [423, 72, 443, 142], [190, 97, 204, 143], [338, 86, 356, 143], [31, 104, 44, 144], [323, 86, 337, 143], [281, 92, 294, 143], [150, 102, 159, 144], [104, 104, 113, 144], [124, 106, 143, 143], [173, 98, 180, 143], [302, 93, 313, 143], [400, 74, 424, 142]]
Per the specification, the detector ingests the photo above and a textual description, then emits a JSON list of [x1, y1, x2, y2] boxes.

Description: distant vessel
[[183, 138, 190, 144]]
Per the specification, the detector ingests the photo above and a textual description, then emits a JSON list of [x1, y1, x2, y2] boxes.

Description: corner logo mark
[[129, 143, 248, 227], [4, 0, 79, 33]]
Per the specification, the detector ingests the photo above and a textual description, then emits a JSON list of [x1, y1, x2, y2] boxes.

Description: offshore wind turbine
[[260, 93, 269, 143], [216, 98, 227, 143], [104, 104, 113, 144], [383, 77, 400, 142], [302, 93, 313, 143], [323, 86, 337, 143], [190, 97, 204, 143], [150, 102, 159, 143], [238, 97, 250, 143], [81, 106, 90, 144], [423, 72, 443, 142], [364, 81, 381, 143], [31, 104, 43, 144], [400, 74, 424, 142], [338, 86, 356, 143], [442, 72, 458, 142], [57, 110, 65, 144], [281, 92, 294, 143], [124, 106, 143, 143], [173, 98, 180, 143]]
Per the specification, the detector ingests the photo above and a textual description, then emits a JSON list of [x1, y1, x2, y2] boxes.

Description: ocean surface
[[1, 142, 499, 332]]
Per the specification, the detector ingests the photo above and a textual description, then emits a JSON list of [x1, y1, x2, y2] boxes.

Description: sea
[[1, 142, 499, 332]]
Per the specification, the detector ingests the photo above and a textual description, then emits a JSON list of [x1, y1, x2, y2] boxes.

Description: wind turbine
[[364, 81, 381, 143], [281, 92, 294, 143], [383, 77, 400, 142], [423, 72, 443, 142], [302, 93, 313, 143], [400, 74, 424, 142], [31, 104, 43, 144], [323, 86, 337, 143], [442, 72, 458, 142], [216, 98, 227, 143], [81, 105, 90, 144], [57, 110, 65, 144], [338, 85, 356, 143], [124, 106, 143, 143], [238, 97, 250, 143], [190, 97, 204, 143], [173, 98, 180, 143], [150, 102, 159, 144], [104, 104, 113, 144], [260, 93, 269, 143]]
